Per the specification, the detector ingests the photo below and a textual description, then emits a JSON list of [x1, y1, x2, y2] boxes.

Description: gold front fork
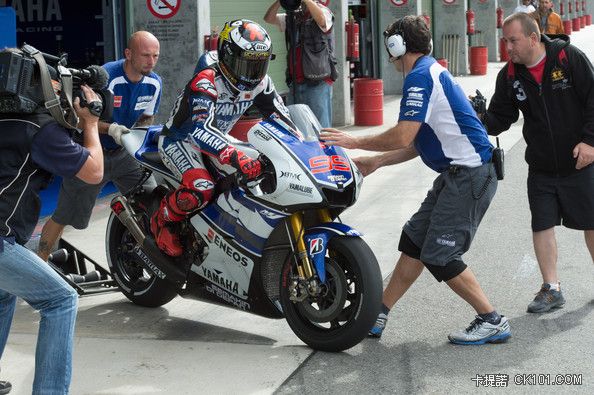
[[288, 209, 333, 280], [289, 212, 314, 279]]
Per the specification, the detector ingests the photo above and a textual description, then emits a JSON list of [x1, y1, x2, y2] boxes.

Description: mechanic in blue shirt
[[320, 15, 510, 345], [38, 31, 162, 261], [1, 57, 104, 394]]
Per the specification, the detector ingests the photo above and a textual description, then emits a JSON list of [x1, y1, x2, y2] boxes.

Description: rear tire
[[280, 236, 382, 352], [105, 209, 177, 308]]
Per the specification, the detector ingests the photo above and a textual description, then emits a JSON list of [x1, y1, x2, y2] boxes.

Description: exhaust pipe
[[110, 196, 185, 285]]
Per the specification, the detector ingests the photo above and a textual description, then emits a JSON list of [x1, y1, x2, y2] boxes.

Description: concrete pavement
[[3, 27, 594, 394]]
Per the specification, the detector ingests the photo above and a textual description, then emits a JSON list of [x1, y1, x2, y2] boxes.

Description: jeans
[[288, 81, 333, 128], [0, 240, 78, 395]]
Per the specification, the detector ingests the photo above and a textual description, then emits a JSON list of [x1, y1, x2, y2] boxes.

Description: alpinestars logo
[[193, 179, 215, 191], [193, 78, 218, 98]]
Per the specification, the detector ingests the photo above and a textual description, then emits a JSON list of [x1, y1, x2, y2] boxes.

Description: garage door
[[210, 0, 289, 94]]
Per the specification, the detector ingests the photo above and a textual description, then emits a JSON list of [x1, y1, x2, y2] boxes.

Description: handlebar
[[217, 154, 276, 195]]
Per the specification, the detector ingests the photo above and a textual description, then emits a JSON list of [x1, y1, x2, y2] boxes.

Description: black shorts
[[527, 165, 594, 231]]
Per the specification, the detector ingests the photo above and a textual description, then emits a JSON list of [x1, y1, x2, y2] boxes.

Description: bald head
[[128, 31, 159, 51], [124, 31, 160, 81]]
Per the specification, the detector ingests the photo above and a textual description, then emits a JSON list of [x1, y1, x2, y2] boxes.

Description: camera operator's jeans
[[0, 240, 78, 395], [288, 81, 333, 128]]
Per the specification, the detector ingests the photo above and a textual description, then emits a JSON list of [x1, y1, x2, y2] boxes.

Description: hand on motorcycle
[[353, 156, 380, 177], [319, 128, 360, 149], [219, 147, 262, 180], [108, 123, 130, 145]]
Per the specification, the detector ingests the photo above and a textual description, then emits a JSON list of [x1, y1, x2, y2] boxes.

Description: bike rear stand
[[48, 238, 118, 296]]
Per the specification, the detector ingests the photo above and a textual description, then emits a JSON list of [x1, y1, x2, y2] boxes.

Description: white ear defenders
[[384, 19, 406, 60], [385, 34, 406, 59]]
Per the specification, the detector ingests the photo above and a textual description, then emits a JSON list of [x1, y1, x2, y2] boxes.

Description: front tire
[[106, 212, 178, 307], [280, 236, 382, 352]]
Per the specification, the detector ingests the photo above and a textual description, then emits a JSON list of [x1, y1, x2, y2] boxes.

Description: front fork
[[287, 209, 332, 301]]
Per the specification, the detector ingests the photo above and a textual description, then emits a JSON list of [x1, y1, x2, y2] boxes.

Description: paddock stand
[[47, 238, 118, 296]]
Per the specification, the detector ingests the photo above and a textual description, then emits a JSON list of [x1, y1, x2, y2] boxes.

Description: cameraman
[[37, 31, 161, 261], [0, 48, 104, 393], [264, 0, 337, 128]]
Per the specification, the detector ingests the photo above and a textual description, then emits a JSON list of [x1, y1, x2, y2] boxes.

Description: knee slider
[[174, 168, 215, 212], [398, 231, 421, 260], [423, 259, 467, 282]]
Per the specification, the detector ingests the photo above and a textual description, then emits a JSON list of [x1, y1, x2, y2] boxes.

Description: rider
[[151, 19, 293, 257]]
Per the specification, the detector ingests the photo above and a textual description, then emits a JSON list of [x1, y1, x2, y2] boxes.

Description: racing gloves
[[218, 146, 262, 180]]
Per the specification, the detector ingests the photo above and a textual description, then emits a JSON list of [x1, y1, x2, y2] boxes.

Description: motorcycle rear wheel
[[105, 212, 178, 307], [280, 236, 382, 352]]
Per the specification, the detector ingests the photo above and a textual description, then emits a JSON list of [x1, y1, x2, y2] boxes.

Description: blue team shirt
[[399, 56, 492, 173], [102, 59, 162, 149]]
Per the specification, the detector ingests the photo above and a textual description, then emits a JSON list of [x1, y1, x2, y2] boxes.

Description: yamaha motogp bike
[[105, 105, 382, 352]]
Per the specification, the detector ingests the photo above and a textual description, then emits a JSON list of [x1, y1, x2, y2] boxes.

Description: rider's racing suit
[[151, 65, 292, 256]]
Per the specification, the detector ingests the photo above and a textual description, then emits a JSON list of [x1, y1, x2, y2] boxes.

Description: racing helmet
[[217, 20, 272, 91]]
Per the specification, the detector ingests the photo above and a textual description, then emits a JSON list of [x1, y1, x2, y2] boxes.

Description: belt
[[448, 162, 490, 174], [447, 165, 463, 174]]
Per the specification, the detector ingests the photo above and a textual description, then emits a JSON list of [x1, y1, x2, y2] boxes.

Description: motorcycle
[[105, 105, 382, 352]]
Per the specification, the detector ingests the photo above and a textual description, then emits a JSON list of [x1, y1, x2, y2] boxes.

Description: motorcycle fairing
[[196, 187, 288, 257], [259, 119, 355, 189]]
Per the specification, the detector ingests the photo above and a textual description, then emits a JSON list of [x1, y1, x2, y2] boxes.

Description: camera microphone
[[68, 65, 109, 89]]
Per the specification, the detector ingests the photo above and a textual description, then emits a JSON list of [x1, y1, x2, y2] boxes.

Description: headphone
[[384, 18, 406, 60]]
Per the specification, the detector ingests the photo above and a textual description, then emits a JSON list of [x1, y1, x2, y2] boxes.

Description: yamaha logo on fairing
[[202, 267, 239, 294], [259, 209, 285, 220], [133, 246, 166, 279]]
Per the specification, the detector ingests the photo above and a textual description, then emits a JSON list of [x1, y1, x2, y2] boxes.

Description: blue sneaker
[[368, 313, 388, 338], [448, 315, 511, 345]]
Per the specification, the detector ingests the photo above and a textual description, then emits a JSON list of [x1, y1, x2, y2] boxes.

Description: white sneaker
[[448, 315, 511, 345]]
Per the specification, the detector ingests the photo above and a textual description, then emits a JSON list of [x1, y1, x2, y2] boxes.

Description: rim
[[112, 224, 154, 290], [293, 253, 362, 330]]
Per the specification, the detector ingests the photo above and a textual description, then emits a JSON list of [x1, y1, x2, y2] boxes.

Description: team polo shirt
[[102, 59, 162, 149], [399, 56, 493, 173]]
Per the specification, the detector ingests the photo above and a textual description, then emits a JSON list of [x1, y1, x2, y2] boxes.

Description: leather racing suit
[[151, 65, 292, 256]]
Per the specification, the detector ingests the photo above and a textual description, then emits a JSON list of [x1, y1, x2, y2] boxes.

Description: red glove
[[218, 146, 262, 180]]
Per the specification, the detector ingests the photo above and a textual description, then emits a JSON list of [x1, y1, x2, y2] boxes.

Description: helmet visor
[[220, 49, 270, 90]]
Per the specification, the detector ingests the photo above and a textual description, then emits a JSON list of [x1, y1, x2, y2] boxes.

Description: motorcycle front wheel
[[280, 236, 382, 352]]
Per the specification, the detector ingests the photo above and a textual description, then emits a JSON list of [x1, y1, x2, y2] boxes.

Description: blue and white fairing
[[244, 115, 363, 207]]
